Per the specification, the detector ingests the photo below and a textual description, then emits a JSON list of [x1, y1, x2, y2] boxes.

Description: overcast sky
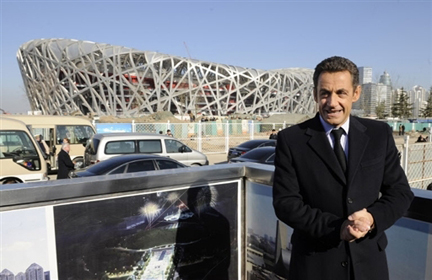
[[1, 0, 431, 113]]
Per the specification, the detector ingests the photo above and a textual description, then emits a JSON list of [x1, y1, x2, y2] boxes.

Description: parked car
[[229, 147, 275, 165], [84, 133, 208, 167], [70, 154, 187, 178], [227, 139, 276, 161]]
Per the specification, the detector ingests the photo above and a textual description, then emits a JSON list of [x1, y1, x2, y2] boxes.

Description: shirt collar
[[319, 115, 350, 136]]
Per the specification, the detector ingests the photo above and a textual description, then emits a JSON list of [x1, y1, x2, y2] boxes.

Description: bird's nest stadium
[[17, 39, 315, 117]]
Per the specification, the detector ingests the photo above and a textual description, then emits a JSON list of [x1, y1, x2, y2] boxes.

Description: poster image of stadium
[[245, 181, 293, 280], [53, 181, 240, 279]]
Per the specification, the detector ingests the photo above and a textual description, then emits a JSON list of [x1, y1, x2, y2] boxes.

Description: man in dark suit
[[269, 129, 278, 140], [273, 56, 414, 280], [57, 143, 74, 179]]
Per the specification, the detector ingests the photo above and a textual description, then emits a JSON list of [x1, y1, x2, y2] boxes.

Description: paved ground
[[207, 153, 228, 165]]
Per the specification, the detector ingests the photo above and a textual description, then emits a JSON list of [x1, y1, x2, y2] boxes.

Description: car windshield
[[241, 148, 274, 160], [238, 140, 271, 149], [57, 125, 95, 145]]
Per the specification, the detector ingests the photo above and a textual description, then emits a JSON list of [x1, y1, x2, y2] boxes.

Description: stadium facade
[[17, 39, 315, 117]]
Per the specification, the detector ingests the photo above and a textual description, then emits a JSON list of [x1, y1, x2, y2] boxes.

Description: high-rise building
[[410, 86, 427, 117], [361, 83, 377, 116], [0, 269, 14, 280], [359, 67, 373, 84], [15, 272, 26, 280], [360, 82, 392, 117], [25, 263, 44, 280], [379, 71, 392, 86]]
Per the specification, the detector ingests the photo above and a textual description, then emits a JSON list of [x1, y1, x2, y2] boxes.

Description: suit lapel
[[306, 116, 347, 183], [347, 117, 369, 185]]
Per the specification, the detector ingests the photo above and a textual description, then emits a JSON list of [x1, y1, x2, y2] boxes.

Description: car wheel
[[2, 178, 20, 184]]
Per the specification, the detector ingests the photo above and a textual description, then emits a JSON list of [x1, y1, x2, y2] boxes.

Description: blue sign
[[96, 123, 132, 133]]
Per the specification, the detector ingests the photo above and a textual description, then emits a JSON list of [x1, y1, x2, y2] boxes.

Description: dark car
[[70, 154, 187, 178], [227, 139, 276, 161], [229, 147, 275, 165]]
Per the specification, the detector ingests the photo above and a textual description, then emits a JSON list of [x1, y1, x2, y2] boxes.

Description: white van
[[5, 115, 96, 170], [0, 118, 49, 183], [84, 133, 209, 167]]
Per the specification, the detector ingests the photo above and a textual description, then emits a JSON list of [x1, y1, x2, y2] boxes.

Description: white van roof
[[1, 117, 29, 130], [93, 132, 174, 140]]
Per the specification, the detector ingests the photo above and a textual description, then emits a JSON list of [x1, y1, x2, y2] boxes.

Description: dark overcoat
[[57, 149, 74, 179], [273, 114, 414, 280]]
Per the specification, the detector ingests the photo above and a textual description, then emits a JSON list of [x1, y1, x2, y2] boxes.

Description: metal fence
[[399, 137, 432, 190], [133, 120, 289, 154]]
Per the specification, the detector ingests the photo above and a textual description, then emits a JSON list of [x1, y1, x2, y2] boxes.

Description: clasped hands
[[340, 208, 374, 242]]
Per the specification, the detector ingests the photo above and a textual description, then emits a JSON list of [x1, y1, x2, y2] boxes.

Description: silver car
[[84, 133, 208, 167]]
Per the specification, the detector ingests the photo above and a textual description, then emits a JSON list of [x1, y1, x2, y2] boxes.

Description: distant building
[[379, 71, 392, 86], [15, 272, 26, 280], [0, 269, 14, 280], [410, 85, 427, 117], [25, 263, 44, 280], [359, 80, 392, 117], [359, 67, 373, 84]]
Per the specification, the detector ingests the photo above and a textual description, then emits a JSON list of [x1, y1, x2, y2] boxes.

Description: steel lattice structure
[[17, 39, 315, 117]]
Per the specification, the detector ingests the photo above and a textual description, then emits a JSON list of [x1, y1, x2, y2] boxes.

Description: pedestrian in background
[[269, 129, 278, 140], [57, 143, 74, 179], [35, 134, 49, 157]]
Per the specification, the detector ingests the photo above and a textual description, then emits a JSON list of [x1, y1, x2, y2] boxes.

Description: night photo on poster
[[53, 182, 239, 280]]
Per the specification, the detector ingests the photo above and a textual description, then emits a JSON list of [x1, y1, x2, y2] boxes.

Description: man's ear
[[313, 88, 318, 103], [353, 85, 361, 102]]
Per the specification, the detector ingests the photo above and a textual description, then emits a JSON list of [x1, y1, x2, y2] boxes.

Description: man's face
[[314, 71, 361, 127]]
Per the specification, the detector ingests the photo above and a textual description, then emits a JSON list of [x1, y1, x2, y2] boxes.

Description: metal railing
[[1, 163, 431, 280], [397, 136, 432, 189]]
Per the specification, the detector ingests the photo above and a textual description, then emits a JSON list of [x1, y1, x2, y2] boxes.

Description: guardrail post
[[132, 120, 136, 132], [403, 135, 409, 172], [225, 121, 230, 154], [250, 121, 254, 140], [283, 121, 286, 129], [198, 121, 202, 152]]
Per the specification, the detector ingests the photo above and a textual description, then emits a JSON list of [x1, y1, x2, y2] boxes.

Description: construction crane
[[183, 42, 192, 59]]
